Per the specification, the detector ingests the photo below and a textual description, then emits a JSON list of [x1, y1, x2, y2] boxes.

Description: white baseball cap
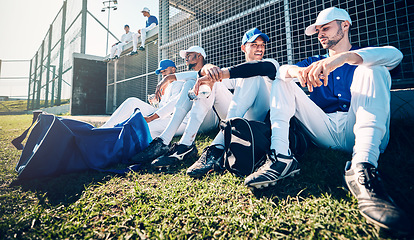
[[142, 7, 150, 13], [305, 7, 352, 36], [179, 46, 207, 59]]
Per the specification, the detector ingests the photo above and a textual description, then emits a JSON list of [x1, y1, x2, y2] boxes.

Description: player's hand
[[193, 75, 215, 95], [201, 64, 223, 82], [287, 66, 313, 91], [144, 114, 159, 123], [138, 29, 141, 34], [154, 75, 174, 100]]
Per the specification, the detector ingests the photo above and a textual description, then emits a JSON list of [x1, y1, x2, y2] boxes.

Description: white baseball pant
[[210, 76, 272, 147], [178, 81, 233, 146], [132, 23, 156, 51], [270, 65, 391, 167], [100, 97, 187, 139], [110, 42, 127, 58], [159, 80, 226, 145]]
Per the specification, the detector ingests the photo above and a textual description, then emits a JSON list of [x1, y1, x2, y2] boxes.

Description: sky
[[0, 0, 159, 98]]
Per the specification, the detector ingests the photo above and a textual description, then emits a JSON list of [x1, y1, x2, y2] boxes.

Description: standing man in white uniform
[[243, 7, 410, 234], [129, 7, 158, 55], [105, 25, 133, 62], [184, 28, 280, 178]]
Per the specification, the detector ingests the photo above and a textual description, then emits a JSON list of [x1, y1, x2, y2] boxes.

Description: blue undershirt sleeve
[[228, 61, 277, 80]]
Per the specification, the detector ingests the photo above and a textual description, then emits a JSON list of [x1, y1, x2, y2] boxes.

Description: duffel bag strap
[[12, 110, 44, 150]]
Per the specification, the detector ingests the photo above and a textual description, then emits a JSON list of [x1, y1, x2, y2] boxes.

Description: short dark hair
[[124, 24, 130, 28], [336, 20, 344, 27]]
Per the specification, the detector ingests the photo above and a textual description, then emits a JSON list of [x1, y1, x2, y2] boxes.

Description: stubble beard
[[188, 63, 196, 70], [321, 28, 345, 49]]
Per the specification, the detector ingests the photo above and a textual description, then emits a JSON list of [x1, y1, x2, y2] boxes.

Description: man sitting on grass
[[235, 7, 410, 234], [101, 59, 197, 139]]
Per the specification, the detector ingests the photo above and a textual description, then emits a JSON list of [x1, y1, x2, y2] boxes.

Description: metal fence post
[[45, 24, 53, 107], [81, 0, 87, 54], [283, 0, 293, 65], [51, 65, 56, 106], [27, 59, 32, 110], [145, 47, 148, 99], [36, 40, 45, 109], [159, 0, 169, 61], [56, 0, 67, 105], [31, 52, 38, 110]]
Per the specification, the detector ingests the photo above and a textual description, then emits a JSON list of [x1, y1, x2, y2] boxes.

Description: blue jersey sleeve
[[146, 16, 158, 27]]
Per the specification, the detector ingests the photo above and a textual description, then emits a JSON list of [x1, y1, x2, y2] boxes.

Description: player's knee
[[124, 97, 140, 105]]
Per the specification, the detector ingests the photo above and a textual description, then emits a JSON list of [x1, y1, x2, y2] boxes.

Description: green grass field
[[1, 114, 413, 239], [0, 99, 70, 113]]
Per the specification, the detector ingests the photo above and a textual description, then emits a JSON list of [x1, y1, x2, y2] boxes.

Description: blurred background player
[[129, 7, 158, 55], [104, 24, 133, 62]]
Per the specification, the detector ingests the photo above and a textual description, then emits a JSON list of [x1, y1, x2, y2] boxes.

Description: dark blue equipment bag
[[12, 111, 152, 179]]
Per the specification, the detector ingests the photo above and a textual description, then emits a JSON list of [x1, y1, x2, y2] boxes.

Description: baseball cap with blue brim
[[179, 46, 207, 58], [242, 28, 269, 45], [305, 7, 352, 36], [155, 59, 176, 75]]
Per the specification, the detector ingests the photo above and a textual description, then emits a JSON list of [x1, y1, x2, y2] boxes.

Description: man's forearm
[[227, 61, 277, 80], [353, 46, 403, 70]]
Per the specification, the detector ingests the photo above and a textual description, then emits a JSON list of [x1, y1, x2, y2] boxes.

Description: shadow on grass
[[9, 170, 113, 206], [250, 118, 414, 238], [250, 145, 351, 201]]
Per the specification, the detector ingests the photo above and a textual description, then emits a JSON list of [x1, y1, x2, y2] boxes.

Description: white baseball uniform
[[110, 31, 133, 58], [157, 78, 231, 145], [101, 71, 201, 139], [178, 79, 236, 146], [271, 46, 403, 167], [132, 22, 157, 51], [209, 58, 280, 147]]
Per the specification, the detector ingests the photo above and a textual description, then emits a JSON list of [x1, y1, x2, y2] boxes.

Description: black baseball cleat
[[129, 51, 138, 56], [130, 137, 169, 164], [344, 161, 411, 234], [151, 143, 197, 169], [244, 150, 300, 189], [103, 57, 111, 62], [186, 145, 224, 178], [138, 46, 145, 51]]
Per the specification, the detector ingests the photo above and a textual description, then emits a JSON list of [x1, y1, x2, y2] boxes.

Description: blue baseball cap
[[242, 28, 269, 45], [155, 59, 176, 75]]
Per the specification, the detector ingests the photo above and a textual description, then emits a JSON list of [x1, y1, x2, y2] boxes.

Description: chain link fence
[[106, 31, 159, 113], [28, 0, 414, 113], [157, 0, 413, 87]]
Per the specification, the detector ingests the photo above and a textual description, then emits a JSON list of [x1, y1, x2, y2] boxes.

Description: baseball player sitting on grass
[[208, 7, 409, 234], [130, 46, 221, 165], [101, 59, 200, 139], [184, 28, 280, 178]]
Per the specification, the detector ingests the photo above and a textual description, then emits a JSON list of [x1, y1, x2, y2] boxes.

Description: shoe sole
[[359, 208, 410, 235], [186, 168, 214, 178], [343, 177, 411, 235], [246, 169, 300, 190]]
